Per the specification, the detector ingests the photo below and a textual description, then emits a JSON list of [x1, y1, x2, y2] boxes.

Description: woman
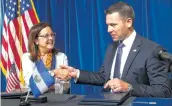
[[22, 22, 70, 94]]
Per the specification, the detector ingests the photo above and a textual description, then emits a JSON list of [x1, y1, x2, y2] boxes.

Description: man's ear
[[126, 18, 133, 28]]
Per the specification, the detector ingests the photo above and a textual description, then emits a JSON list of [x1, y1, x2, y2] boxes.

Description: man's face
[[106, 12, 131, 41]]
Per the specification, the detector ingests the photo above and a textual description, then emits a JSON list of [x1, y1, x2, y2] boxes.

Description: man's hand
[[54, 68, 71, 81], [104, 78, 130, 92], [60, 65, 78, 79]]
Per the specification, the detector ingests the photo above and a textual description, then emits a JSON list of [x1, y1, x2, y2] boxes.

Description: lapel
[[121, 35, 142, 80], [106, 42, 118, 81]]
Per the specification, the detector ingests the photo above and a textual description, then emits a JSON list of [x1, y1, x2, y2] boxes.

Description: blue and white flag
[[29, 60, 55, 98]]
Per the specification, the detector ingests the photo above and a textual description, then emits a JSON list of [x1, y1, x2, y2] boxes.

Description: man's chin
[[112, 39, 119, 42]]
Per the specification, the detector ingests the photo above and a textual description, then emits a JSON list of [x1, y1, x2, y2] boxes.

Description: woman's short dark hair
[[105, 2, 135, 24], [28, 22, 58, 61]]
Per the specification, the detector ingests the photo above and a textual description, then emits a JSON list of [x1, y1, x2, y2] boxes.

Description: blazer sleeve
[[22, 53, 35, 87], [131, 46, 172, 97]]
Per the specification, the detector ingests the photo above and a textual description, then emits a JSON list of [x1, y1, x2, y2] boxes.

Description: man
[[58, 2, 171, 97]]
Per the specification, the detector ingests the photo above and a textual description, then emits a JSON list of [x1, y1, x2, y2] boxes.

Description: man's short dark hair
[[105, 2, 135, 22]]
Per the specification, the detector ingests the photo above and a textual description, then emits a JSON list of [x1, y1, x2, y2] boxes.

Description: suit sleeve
[[77, 44, 113, 86], [77, 66, 105, 86], [131, 46, 172, 97]]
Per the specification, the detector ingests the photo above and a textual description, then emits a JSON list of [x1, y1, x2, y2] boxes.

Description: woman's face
[[35, 26, 55, 53]]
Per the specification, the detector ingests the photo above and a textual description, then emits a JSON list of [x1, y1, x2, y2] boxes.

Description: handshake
[[53, 65, 78, 81], [51, 65, 131, 93]]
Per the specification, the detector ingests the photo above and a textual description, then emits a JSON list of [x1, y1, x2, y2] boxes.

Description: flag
[[0, 0, 39, 87], [29, 60, 55, 98], [6, 63, 20, 93]]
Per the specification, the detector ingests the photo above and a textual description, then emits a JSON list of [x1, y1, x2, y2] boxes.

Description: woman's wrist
[[49, 70, 55, 77]]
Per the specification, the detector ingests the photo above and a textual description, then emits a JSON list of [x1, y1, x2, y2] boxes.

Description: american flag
[[6, 63, 20, 92], [0, 0, 39, 90]]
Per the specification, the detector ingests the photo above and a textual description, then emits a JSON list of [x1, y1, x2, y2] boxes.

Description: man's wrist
[[75, 69, 80, 79], [73, 69, 80, 83]]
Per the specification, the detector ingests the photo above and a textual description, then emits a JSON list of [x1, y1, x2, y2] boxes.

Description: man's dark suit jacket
[[77, 34, 172, 97]]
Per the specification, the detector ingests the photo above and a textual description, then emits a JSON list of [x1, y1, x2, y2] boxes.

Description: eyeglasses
[[38, 32, 56, 39]]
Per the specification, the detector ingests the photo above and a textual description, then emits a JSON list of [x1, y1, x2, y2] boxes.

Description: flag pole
[[30, 0, 40, 22], [17, 0, 25, 88]]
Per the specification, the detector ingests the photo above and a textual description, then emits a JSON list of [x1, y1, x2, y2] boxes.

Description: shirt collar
[[122, 30, 136, 48]]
